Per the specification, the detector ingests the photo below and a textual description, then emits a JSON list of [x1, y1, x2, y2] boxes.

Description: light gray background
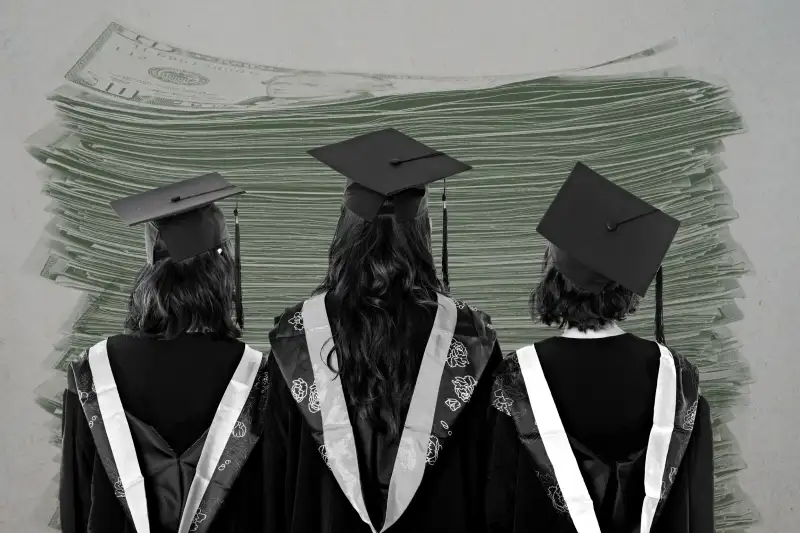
[[0, 1, 797, 531]]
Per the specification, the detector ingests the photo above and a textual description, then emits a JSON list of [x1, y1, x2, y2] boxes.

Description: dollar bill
[[57, 20, 675, 112], [35, 375, 66, 415], [50, 348, 86, 373]]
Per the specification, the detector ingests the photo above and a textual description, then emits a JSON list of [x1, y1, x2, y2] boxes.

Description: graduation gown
[[59, 335, 273, 533], [265, 292, 501, 532], [486, 329, 715, 533]]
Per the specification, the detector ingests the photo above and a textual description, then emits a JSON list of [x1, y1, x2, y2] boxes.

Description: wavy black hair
[[530, 243, 640, 332], [315, 198, 443, 439], [124, 225, 241, 340]]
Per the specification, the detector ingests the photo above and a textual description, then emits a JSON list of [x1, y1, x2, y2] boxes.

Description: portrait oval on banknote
[[147, 67, 210, 86]]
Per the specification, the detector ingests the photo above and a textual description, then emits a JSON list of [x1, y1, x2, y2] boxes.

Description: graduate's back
[[267, 199, 502, 533], [103, 333, 246, 461], [487, 163, 715, 533], [529, 332, 661, 462], [60, 175, 273, 533], [488, 288, 714, 532]]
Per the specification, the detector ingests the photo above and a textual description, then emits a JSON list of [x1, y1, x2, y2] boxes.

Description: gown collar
[[561, 323, 626, 339]]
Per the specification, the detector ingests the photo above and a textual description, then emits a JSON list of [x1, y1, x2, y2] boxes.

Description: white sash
[[516, 342, 676, 533], [301, 292, 458, 532], [88, 340, 150, 533], [88, 340, 263, 533]]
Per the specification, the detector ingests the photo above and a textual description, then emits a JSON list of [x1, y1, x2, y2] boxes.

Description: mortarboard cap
[[307, 128, 472, 222], [536, 162, 680, 297], [110, 172, 245, 263]]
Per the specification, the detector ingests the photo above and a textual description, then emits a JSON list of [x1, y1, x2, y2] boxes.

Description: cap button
[[606, 221, 618, 231]]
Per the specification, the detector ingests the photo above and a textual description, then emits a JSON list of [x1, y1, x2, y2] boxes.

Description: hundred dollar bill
[[49, 346, 88, 374], [56, 20, 675, 111], [35, 375, 67, 415]]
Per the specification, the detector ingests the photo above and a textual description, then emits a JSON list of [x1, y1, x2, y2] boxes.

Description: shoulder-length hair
[[124, 225, 241, 340], [315, 199, 443, 439], [529, 244, 640, 332]]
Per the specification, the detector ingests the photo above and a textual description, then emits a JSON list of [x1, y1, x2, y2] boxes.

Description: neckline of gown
[[561, 323, 627, 339]]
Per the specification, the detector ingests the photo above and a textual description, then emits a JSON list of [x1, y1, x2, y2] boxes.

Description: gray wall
[[0, 0, 797, 531]]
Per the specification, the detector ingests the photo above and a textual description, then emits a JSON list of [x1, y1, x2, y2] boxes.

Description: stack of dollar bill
[[26, 21, 755, 531]]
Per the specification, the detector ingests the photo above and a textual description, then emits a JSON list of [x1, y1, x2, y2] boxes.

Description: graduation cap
[[308, 128, 473, 290], [536, 162, 680, 343], [110, 172, 246, 328]]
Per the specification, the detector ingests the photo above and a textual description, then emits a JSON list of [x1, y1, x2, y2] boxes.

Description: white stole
[[301, 292, 458, 532], [87, 339, 263, 533], [516, 329, 676, 533]]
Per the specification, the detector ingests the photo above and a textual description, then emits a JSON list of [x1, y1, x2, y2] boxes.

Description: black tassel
[[234, 202, 244, 330], [442, 179, 449, 292], [655, 266, 665, 345]]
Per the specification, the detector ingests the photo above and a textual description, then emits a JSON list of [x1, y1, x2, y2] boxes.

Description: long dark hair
[[124, 224, 241, 340], [315, 200, 444, 439], [530, 244, 640, 332]]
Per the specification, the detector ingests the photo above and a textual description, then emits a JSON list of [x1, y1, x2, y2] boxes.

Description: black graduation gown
[[486, 333, 715, 533], [59, 333, 275, 533], [265, 293, 502, 533]]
